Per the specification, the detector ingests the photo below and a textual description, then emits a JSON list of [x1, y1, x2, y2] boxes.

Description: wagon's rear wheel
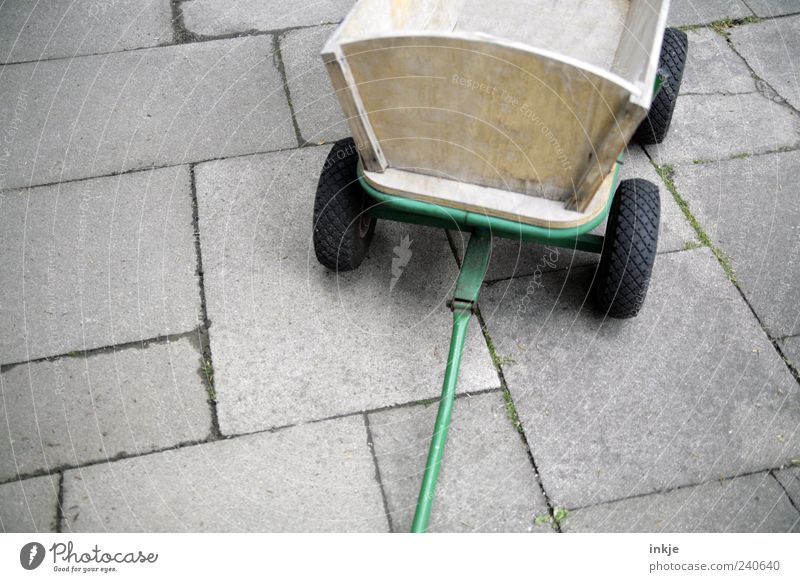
[[633, 27, 688, 145], [313, 138, 376, 272], [592, 179, 660, 318]]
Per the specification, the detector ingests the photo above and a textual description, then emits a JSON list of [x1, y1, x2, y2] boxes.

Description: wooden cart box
[[322, 0, 670, 227]]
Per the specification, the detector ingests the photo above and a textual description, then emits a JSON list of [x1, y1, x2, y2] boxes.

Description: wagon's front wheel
[[313, 138, 376, 272], [592, 179, 660, 318], [633, 27, 688, 145]]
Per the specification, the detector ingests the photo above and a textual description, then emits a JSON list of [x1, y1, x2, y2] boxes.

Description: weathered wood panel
[[343, 35, 639, 204]]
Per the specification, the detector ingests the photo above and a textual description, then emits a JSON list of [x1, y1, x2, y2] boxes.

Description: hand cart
[[311, 0, 687, 532]]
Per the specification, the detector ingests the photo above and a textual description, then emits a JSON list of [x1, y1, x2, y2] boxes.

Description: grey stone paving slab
[[0, 167, 200, 364], [0, 36, 295, 191], [744, 0, 800, 17], [563, 472, 800, 532], [0, 337, 212, 483], [0, 0, 172, 64], [368, 392, 552, 532], [682, 28, 757, 95], [0, 475, 59, 532], [62, 415, 388, 532], [195, 146, 497, 435], [450, 145, 697, 283], [774, 467, 800, 506], [281, 25, 349, 145], [779, 336, 800, 373], [646, 93, 800, 165], [479, 248, 800, 509], [181, 0, 353, 36], [668, 0, 753, 26], [672, 150, 800, 337], [730, 15, 800, 111]]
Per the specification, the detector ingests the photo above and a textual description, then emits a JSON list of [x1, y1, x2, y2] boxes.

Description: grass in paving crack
[[502, 388, 523, 434], [708, 16, 763, 36], [681, 16, 762, 34], [709, 18, 734, 35], [481, 326, 523, 432], [653, 163, 737, 284], [200, 357, 215, 401], [535, 507, 569, 530], [483, 327, 516, 368]]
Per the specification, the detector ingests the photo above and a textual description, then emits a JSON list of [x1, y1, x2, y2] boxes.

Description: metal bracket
[[445, 298, 477, 314], [452, 229, 492, 305]]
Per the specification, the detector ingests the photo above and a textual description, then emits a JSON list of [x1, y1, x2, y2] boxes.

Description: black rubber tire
[[593, 179, 660, 318], [633, 28, 688, 145], [312, 138, 376, 272]]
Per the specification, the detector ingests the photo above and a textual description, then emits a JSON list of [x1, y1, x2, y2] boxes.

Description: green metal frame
[[356, 153, 625, 532]]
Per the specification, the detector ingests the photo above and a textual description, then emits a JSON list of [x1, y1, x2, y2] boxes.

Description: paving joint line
[[0, 27, 306, 67], [0, 436, 214, 487], [188, 164, 223, 440], [684, 145, 800, 166], [474, 305, 563, 532], [168, 0, 341, 49], [0, 142, 323, 196], [770, 338, 800, 386], [720, 26, 800, 118], [271, 33, 305, 147], [679, 10, 800, 33], [769, 469, 800, 516], [0, 40, 184, 67], [0, 4, 335, 66], [739, 6, 800, 23], [170, 0, 202, 44], [55, 471, 65, 533], [481, 257, 606, 288], [0, 388, 503, 487], [307, 386, 504, 430], [0, 329, 203, 373], [363, 413, 395, 533], [569, 465, 800, 513]]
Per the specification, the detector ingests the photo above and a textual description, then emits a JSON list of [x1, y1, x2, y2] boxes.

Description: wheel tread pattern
[[312, 138, 375, 272], [593, 179, 660, 318], [634, 27, 689, 145]]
